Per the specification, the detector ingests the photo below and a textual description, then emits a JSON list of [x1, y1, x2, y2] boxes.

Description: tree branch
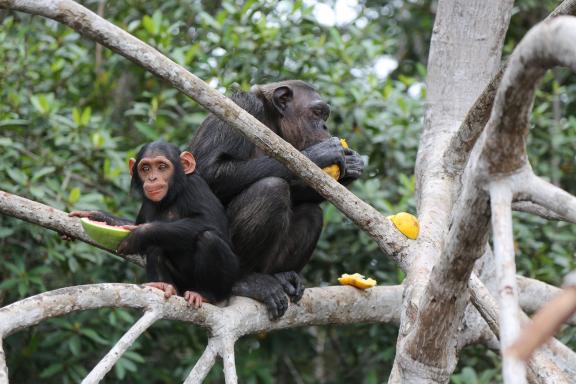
[[513, 172, 576, 224], [184, 338, 219, 384], [490, 180, 526, 383], [0, 190, 144, 266], [518, 276, 576, 325], [508, 286, 576, 363], [443, 0, 576, 177], [82, 309, 162, 384], [0, 284, 403, 381]]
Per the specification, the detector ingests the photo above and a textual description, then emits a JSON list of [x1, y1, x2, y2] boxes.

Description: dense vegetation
[[0, 1, 574, 382]]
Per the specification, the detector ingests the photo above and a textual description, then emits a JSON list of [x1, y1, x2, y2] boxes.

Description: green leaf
[[68, 187, 81, 205], [39, 363, 64, 378], [72, 107, 82, 125], [134, 122, 159, 140], [69, 336, 81, 356], [31, 166, 56, 181], [81, 107, 92, 126], [0, 228, 15, 238], [142, 15, 155, 35], [81, 328, 109, 345], [6, 168, 28, 184]]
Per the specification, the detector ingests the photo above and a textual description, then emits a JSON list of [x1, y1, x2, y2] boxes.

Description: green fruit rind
[[80, 217, 130, 250]]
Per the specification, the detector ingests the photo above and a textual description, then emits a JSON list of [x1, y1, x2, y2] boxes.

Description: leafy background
[[0, 0, 574, 382]]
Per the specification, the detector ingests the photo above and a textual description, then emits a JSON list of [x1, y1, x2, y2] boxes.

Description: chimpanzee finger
[[165, 284, 177, 299], [184, 291, 203, 308], [265, 296, 281, 319], [273, 293, 288, 319], [274, 272, 296, 296], [292, 278, 305, 303], [274, 271, 305, 303]]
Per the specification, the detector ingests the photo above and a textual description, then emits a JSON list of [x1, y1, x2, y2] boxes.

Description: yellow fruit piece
[[387, 212, 420, 240], [323, 164, 340, 180], [338, 273, 377, 289], [322, 138, 349, 180]]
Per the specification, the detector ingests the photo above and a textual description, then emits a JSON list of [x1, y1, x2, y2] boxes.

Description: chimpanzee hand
[[341, 148, 364, 182], [302, 136, 346, 170], [273, 271, 305, 303], [116, 224, 150, 255], [232, 273, 289, 320], [69, 210, 109, 222], [69, 210, 132, 226]]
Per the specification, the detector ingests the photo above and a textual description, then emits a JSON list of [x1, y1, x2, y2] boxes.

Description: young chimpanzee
[[70, 141, 239, 308], [189, 80, 364, 318]]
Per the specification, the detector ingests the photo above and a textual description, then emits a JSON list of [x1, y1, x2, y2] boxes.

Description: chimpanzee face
[[129, 142, 196, 204], [135, 155, 175, 202], [273, 84, 332, 150]]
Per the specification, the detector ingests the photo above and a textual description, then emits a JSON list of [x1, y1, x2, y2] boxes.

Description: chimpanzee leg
[[269, 203, 323, 303], [228, 178, 323, 317], [227, 177, 291, 272]]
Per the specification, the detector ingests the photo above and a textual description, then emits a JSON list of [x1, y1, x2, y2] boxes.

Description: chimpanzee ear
[[272, 86, 293, 115], [128, 158, 136, 177], [180, 151, 197, 175]]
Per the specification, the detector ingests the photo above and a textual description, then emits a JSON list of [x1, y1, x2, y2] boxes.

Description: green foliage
[[0, 0, 574, 382]]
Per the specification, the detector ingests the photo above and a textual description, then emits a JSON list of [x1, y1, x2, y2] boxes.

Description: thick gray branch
[[513, 173, 576, 224], [443, 0, 576, 177], [0, 191, 144, 265], [0, 284, 403, 339]]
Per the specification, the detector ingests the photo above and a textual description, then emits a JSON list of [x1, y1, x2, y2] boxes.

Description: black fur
[[189, 81, 364, 318]]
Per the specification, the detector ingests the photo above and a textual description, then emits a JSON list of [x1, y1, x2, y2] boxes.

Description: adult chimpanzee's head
[[251, 80, 332, 150], [129, 141, 196, 204]]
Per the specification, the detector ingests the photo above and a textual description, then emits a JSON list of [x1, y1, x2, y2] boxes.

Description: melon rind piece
[[80, 217, 130, 250]]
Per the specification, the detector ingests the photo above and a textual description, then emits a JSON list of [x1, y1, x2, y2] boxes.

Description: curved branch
[[469, 275, 573, 384], [482, 16, 576, 174], [184, 338, 219, 384], [0, 0, 409, 263], [0, 284, 403, 339], [82, 309, 162, 384], [512, 201, 566, 222], [513, 173, 576, 224], [0, 284, 403, 382], [508, 287, 576, 362], [443, 0, 576, 176], [518, 276, 576, 326]]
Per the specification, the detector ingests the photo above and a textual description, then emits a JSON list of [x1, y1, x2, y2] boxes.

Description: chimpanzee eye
[[141, 165, 150, 172], [159, 163, 167, 170]]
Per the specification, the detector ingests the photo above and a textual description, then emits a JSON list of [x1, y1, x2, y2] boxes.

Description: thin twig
[[82, 309, 162, 384]]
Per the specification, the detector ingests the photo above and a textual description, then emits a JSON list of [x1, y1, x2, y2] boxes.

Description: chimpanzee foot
[[232, 273, 289, 320], [274, 271, 305, 303], [184, 291, 205, 309], [144, 282, 177, 299]]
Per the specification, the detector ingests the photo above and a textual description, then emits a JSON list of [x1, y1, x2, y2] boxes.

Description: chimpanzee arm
[[197, 137, 347, 202], [290, 148, 365, 203], [117, 218, 209, 255], [69, 210, 133, 226], [192, 230, 240, 302]]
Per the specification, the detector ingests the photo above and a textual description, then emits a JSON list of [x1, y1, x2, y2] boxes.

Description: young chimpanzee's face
[[129, 142, 197, 204], [136, 155, 175, 202]]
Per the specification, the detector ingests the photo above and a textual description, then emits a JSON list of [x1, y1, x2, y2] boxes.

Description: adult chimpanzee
[[70, 141, 239, 308], [189, 80, 364, 318]]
